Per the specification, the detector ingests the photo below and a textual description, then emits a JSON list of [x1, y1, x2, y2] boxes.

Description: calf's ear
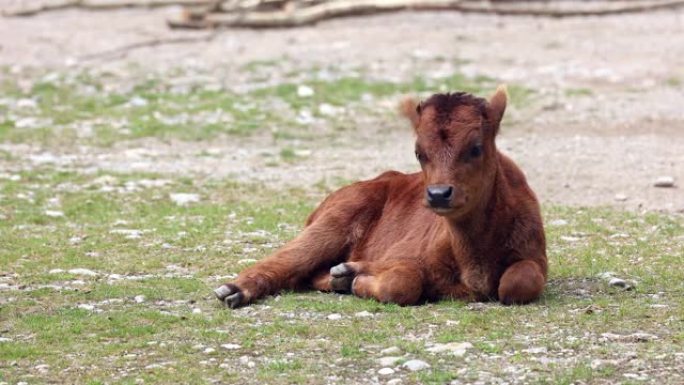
[[487, 84, 508, 133], [399, 96, 421, 131]]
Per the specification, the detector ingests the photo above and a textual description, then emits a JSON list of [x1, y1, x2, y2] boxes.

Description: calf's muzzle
[[426, 185, 454, 208]]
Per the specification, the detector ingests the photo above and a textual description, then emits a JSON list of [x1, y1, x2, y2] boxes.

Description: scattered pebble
[[354, 310, 373, 318], [549, 219, 568, 226], [68, 268, 98, 276], [608, 277, 634, 290], [318, 103, 339, 116], [134, 295, 146, 303], [45, 210, 64, 218], [653, 176, 675, 188], [203, 347, 216, 354], [378, 367, 395, 375], [169, 193, 200, 206], [327, 313, 342, 320], [614, 193, 628, 202], [77, 304, 95, 311], [522, 347, 548, 354], [380, 346, 401, 355], [378, 356, 402, 367], [128, 96, 149, 107], [426, 342, 473, 356], [192, 308, 202, 314], [387, 380, 402, 385], [402, 359, 430, 371], [221, 343, 241, 350], [110, 229, 144, 239], [601, 332, 658, 342], [297, 85, 314, 97]]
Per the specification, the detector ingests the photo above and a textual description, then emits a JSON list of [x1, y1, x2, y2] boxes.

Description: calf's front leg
[[214, 219, 349, 308], [497, 259, 546, 305]]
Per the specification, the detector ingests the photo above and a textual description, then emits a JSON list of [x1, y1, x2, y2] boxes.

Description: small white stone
[[378, 356, 402, 366], [402, 359, 430, 371], [378, 367, 395, 375], [192, 308, 202, 314], [426, 342, 473, 356], [549, 219, 568, 226], [77, 304, 95, 311], [49, 269, 65, 274], [614, 194, 628, 202], [297, 85, 314, 97], [608, 278, 634, 290], [296, 109, 314, 124], [68, 268, 98, 276], [45, 210, 64, 218], [327, 313, 342, 320], [318, 103, 338, 116], [522, 347, 547, 354], [128, 96, 148, 107], [134, 295, 146, 303], [387, 380, 402, 385], [169, 193, 200, 206], [35, 364, 50, 371], [221, 343, 241, 350], [354, 311, 373, 318], [110, 229, 143, 239], [380, 346, 401, 355], [653, 176, 675, 188], [17, 98, 37, 109], [203, 347, 216, 354]]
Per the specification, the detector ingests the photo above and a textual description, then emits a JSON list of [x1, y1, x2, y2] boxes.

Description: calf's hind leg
[[330, 260, 425, 306], [497, 259, 546, 305]]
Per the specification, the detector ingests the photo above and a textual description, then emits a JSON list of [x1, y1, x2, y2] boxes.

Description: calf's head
[[401, 86, 508, 219]]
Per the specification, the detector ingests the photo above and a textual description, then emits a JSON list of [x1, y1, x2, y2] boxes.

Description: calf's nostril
[[443, 187, 453, 199]]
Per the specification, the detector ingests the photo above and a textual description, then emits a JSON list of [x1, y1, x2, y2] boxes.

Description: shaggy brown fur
[[215, 86, 548, 308]]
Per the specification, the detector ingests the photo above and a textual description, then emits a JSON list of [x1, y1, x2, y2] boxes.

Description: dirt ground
[[1, 6, 683, 212]]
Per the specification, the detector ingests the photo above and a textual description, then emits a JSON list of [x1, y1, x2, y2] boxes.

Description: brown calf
[[215, 86, 547, 307]]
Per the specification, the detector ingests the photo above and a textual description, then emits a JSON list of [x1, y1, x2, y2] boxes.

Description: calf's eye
[[469, 144, 483, 158], [415, 151, 427, 163]]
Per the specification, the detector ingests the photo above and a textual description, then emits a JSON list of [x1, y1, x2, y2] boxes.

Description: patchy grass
[[0, 67, 532, 147], [1, 168, 683, 384]]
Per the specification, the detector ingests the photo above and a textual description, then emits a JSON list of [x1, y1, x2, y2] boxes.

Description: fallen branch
[[168, 0, 684, 29], [2, 0, 219, 17], [458, 0, 684, 17], [172, 0, 465, 28]]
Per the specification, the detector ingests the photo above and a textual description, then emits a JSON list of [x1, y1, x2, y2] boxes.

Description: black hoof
[[330, 263, 353, 277], [214, 283, 243, 307], [330, 263, 355, 293], [224, 292, 245, 309]]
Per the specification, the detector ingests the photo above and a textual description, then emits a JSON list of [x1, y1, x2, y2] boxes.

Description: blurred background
[[1, 0, 681, 211]]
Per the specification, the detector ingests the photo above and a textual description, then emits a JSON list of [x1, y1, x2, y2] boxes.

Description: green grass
[[1, 168, 683, 384], [0, 67, 533, 147]]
